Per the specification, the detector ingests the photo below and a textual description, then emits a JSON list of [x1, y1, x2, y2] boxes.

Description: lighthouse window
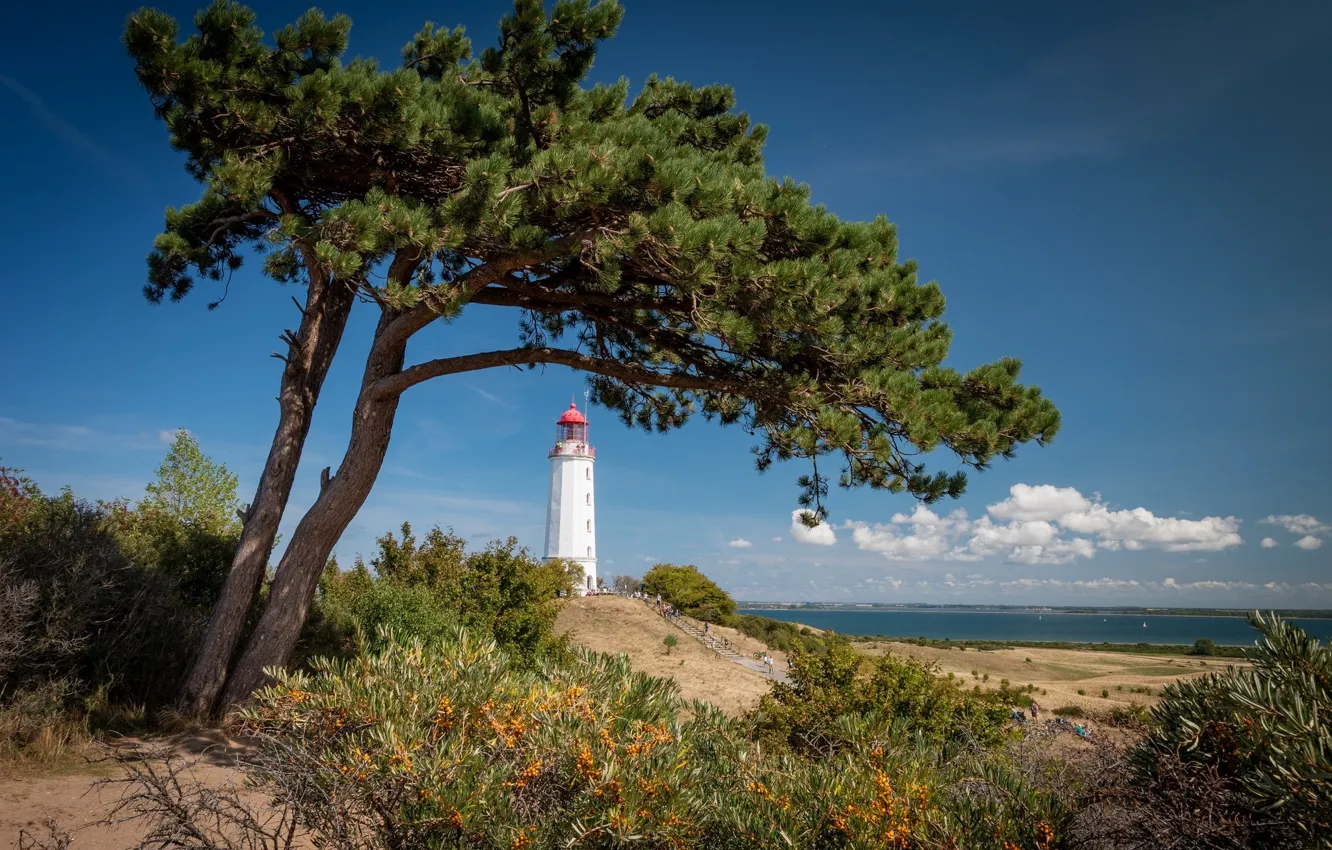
[[586, 493, 591, 505], [585, 468, 590, 480], [587, 546, 592, 558], [586, 519, 591, 531]]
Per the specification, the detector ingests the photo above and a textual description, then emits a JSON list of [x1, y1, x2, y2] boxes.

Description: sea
[[738, 608, 1332, 646]]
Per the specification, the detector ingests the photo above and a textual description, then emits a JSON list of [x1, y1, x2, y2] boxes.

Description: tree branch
[[206, 209, 277, 247], [374, 233, 594, 350], [366, 346, 741, 401]]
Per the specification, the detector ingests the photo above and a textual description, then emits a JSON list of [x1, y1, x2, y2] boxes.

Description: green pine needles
[[125, 0, 1059, 518]]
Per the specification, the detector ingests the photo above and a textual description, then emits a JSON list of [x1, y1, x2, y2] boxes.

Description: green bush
[[1053, 706, 1085, 718], [641, 563, 735, 623], [0, 443, 241, 755], [752, 641, 1010, 759], [1108, 704, 1150, 725], [1133, 613, 1331, 847], [302, 525, 576, 667], [723, 613, 827, 655], [0, 463, 235, 706]]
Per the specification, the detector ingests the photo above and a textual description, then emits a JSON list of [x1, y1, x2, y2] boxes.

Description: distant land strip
[[736, 603, 1332, 618]]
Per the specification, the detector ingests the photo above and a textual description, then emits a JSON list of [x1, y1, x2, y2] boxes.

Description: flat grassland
[[857, 639, 1243, 713]]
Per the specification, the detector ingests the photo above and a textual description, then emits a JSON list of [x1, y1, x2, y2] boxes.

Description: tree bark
[[176, 276, 354, 718], [218, 310, 408, 709]]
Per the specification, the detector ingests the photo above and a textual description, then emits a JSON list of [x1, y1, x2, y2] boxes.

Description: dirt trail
[[1, 732, 250, 850]]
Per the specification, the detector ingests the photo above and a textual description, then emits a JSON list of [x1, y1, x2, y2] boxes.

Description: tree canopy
[[642, 563, 735, 622], [126, 0, 1060, 520], [142, 429, 242, 536]]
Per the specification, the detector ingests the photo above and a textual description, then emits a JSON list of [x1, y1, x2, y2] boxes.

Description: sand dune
[[555, 595, 778, 715]]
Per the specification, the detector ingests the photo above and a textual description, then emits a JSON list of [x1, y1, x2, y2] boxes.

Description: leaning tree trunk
[[218, 312, 407, 710], [177, 278, 354, 719]]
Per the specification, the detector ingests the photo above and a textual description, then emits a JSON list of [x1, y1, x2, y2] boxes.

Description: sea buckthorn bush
[[239, 628, 1066, 849], [1130, 612, 1329, 848], [752, 640, 1012, 760]]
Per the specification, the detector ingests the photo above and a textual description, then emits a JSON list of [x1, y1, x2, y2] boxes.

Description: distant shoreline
[[736, 604, 1332, 619]]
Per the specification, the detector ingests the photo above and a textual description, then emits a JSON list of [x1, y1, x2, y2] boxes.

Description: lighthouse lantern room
[[544, 402, 597, 594]]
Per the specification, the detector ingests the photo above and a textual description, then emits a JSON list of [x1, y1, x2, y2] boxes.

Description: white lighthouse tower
[[544, 402, 597, 594]]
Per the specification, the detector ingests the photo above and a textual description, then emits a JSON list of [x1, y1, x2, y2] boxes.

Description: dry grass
[[857, 639, 1246, 713], [555, 595, 775, 716]]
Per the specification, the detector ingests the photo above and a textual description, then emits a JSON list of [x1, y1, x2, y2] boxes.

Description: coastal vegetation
[[4, 442, 1329, 846]]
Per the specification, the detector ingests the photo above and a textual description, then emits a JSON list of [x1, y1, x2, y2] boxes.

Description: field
[[857, 638, 1243, 713]]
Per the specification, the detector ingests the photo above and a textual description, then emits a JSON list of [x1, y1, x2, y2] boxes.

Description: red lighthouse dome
[[557, 403, 587, 425], [553, 402, 592, 450]]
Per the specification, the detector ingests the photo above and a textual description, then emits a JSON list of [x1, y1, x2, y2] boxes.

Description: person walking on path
[[1030, 700, 1040, 719]]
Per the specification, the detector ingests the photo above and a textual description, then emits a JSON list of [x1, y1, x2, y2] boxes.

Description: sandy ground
[[857, 639, 1244, 713], [555, 595, 777, 715], [0, 731, 251, 850]]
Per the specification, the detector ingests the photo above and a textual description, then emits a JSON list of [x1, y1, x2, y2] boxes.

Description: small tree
[[1191, 637, 1217, 656], [612, 574, 641, 595], [663, 634, 678, 655], [142, 430, 242, 536], [111, 431, 243, 609], [641, 563, 735, 622]]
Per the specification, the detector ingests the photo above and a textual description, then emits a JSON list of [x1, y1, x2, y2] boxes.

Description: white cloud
[[1163, 577, 1177, 586], [1261, 537, 1278, 548], [1262, 514, 1330, 536], [158, 428, 189, 444], [771, 536, 782, 542], [845, 482, 1244, 566], [727, 538, 753, 549], [790, 510, 836, 546], [988, 484, 1091, 522], [1007, 536, 1097, 565], [965, 517, 1059, 559], [1056, 503, 1242, 551], [1295, 535, 1323, 551], [847, 505, 970, 561], [0, 416, 167, 454]]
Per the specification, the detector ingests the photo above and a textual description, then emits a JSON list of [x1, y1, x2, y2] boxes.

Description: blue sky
[[2, 0, 1330, 606]]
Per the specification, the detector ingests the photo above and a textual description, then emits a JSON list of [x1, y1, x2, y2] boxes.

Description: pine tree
[[125, 0, 1060, 714]]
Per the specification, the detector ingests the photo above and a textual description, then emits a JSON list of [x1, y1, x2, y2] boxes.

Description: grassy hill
[[555, 595, 776, 715]]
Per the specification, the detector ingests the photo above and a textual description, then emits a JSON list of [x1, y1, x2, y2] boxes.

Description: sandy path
[[1, 732, 250, 850]]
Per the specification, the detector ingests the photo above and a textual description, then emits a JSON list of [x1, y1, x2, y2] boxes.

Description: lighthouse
[[544, 402, 597, 594]]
